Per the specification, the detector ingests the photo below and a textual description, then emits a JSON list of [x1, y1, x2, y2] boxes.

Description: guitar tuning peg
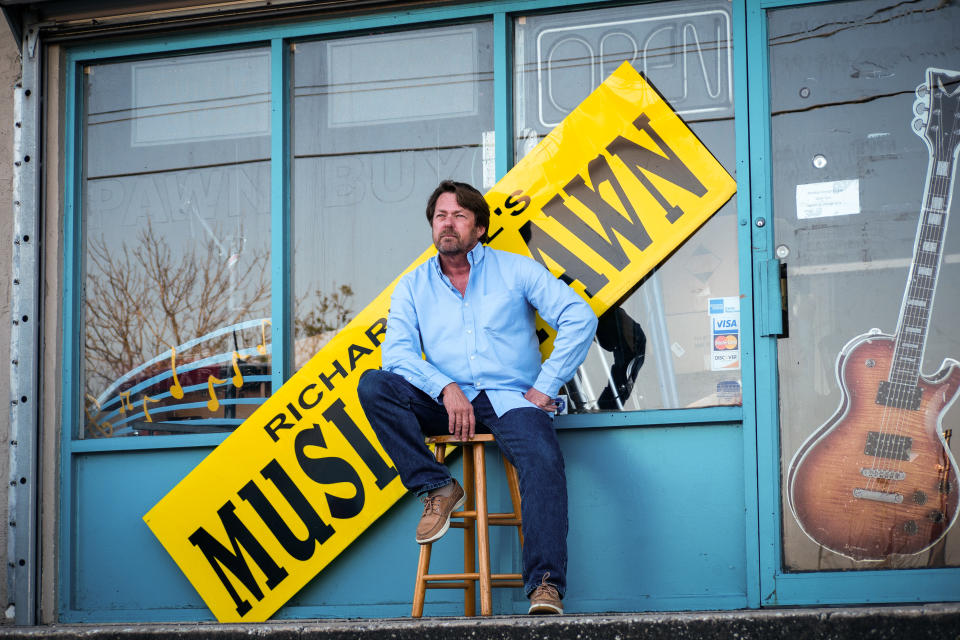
[[914, 99, 929, 116], [912, 117, 925, 133], [916, 83, 929, 98]]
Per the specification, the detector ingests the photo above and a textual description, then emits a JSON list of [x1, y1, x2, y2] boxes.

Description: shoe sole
[[528, 602, 563, 615], [416, 492, 466, 544]]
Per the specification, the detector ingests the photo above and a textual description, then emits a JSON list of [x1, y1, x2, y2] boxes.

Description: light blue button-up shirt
[[382, 243, 598, 417]]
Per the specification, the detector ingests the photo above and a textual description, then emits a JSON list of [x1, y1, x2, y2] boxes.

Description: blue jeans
[[357, 369, 568, 598]]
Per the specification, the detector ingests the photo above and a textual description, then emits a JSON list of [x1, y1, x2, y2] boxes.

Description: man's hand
[[524, 387, 557, 413], [441, 382, 475, 441]]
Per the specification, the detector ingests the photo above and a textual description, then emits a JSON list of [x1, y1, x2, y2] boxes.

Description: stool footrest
[[423, 572, 480, 581], [423, 572, 522, 583], [424, 582, 473, 590], [450, 513, 519, 522], [491, 580, 524, 588], [452, 510, 518, 518], [491, 573, 522, 581]]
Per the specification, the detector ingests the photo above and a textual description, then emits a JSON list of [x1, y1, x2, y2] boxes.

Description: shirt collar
[[467, 241, 486, 266]]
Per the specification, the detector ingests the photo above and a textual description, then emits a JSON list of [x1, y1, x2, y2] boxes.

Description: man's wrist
[[532, 377, 562, 399], [427, 374, 455, 400], [439, 381, 463, 402]]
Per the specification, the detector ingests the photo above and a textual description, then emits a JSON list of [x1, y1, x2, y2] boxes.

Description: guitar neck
[[890, 153, 957, 386]]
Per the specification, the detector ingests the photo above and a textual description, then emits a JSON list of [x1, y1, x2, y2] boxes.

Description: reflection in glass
[[770, 0, 960, 571], [81, 49, 272, 438], [291, 25, 494, 370], [514, 0, 739, 412]]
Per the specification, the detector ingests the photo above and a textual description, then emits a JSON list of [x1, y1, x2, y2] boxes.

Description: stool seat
[[427, 433, 496, 444], [412, 435, 523, 617]]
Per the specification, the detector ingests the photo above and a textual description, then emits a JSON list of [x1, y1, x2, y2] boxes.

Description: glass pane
[[81, 49, 272, 438], [772, 0, 960, 570], [292, 24, 494, 369], [514, 0, 739, 412]]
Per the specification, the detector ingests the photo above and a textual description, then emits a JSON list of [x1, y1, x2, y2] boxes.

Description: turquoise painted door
[[752, 0, 960, 605]]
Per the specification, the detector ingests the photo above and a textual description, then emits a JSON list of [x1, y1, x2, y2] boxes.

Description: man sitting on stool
[[358, 180, 596, 615]]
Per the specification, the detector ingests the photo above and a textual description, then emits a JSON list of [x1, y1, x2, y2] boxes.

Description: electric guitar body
[[788, 331, 960, 560]]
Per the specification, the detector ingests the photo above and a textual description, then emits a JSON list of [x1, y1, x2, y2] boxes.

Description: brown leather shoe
[[415, 479, 465, 544], [528, 573, 563, 614]]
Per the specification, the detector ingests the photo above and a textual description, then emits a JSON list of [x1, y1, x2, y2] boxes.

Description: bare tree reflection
[[293, 284, 354, 368], [84, 220, 270, 397], [295, 283, 354, 337]]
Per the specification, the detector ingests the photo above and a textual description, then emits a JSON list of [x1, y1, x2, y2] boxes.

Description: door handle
[[759, 258, 788, 338]]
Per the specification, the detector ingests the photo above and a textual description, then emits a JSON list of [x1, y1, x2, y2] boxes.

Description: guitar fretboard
[[889, 75, 960, 387]]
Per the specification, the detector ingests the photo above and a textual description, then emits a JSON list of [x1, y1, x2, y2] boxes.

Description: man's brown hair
[[425, 180, 490, 242]]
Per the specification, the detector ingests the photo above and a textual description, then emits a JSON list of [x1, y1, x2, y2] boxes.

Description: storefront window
[[291, 25, 495, 369], [772, 0, 960, 570], [513, 0, 739, 411], [81, 48, 273, 438]]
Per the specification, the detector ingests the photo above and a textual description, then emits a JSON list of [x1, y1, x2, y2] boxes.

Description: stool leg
[[504, 457, 524, 548], [474, 443, 492, 616], [412, 543, 431, 617], [462, 444, 476, 616]]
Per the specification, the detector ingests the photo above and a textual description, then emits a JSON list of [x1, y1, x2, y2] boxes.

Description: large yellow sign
[[143, 61, 736, 622]]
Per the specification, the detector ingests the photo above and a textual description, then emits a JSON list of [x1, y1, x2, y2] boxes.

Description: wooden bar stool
[[412, 434, 524, 617]]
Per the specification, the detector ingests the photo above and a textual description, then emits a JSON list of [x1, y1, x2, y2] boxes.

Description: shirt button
[[465, 302, 470, 307], [467, 329, 472, 334], [470, 355, 475, 360]]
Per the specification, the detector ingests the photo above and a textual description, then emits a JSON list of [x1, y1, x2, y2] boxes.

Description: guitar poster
[[143, 61, 736, 622], [787, 67, 960, 562]]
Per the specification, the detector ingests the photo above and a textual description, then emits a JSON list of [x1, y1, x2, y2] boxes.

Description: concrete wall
[[0, 24, 23, 625]]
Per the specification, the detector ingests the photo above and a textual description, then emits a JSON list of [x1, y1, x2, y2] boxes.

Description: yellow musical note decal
[[85, 393, 101, 410], [257, 319, 271, 355], [83, 401, 114, 438], [169, 346, 185, 400], [119, 390, 135, 413], [143, 395, 160, 423], [206, 375, 226, 412], [231, 351, 249, 388]]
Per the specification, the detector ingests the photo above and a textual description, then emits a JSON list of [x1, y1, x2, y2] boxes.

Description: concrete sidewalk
[[0, 604, 957, 640]]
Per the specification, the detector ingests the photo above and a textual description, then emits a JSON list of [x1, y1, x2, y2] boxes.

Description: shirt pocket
[[479, 289, 530, 335]]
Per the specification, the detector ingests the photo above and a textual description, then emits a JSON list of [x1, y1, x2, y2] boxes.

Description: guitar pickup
[[861, 467, 906, 480], [875, 381, 922, 410], [864, 431, 912, 461]]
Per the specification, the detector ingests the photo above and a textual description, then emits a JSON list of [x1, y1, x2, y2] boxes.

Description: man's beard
[[435, 233, 464, 255]]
